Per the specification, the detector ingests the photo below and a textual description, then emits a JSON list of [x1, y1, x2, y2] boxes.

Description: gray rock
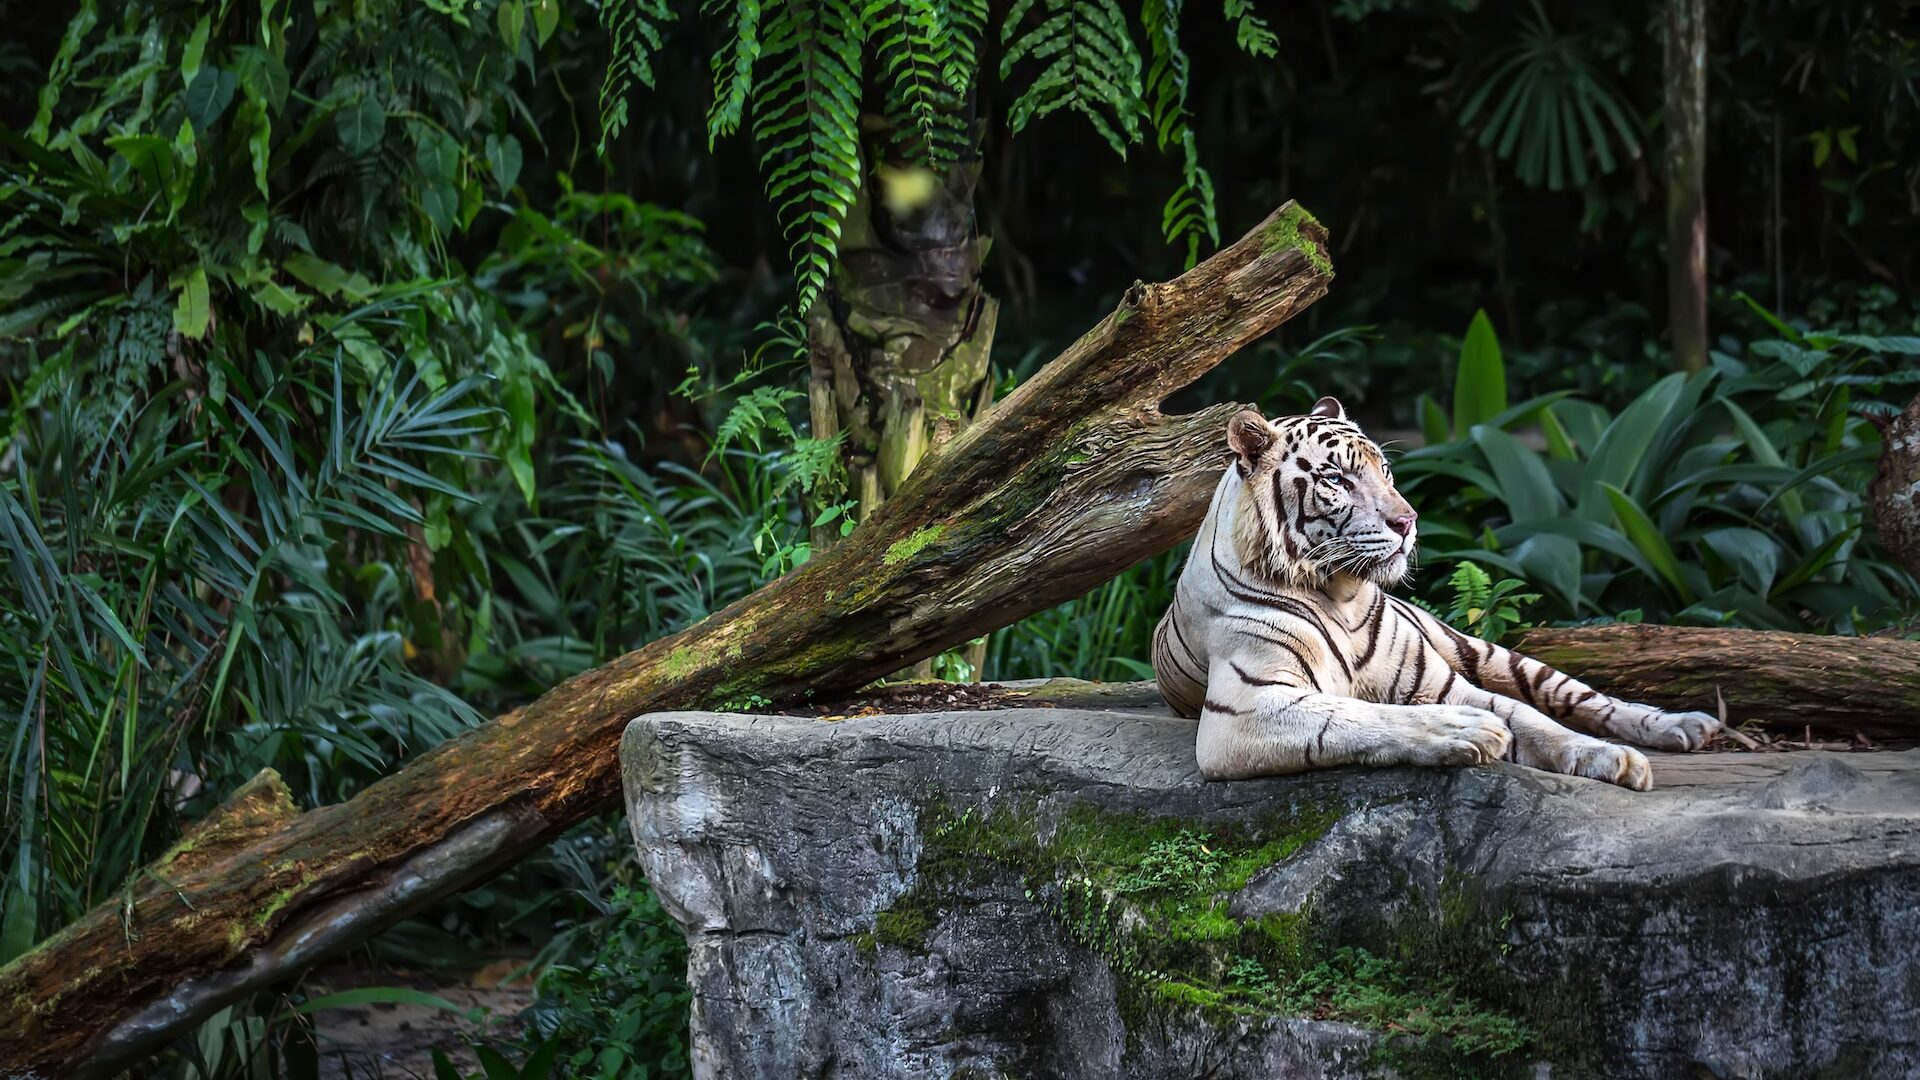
[[619, 689, 1920, 1080]]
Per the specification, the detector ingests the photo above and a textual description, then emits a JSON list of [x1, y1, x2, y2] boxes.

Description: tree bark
[[1869, 391, 1920, 583], [808, 120, 999, 675], [0, 204, 1336, 1078], [1664, 0, 1709, 372], [1510, 623, 1920, 737]]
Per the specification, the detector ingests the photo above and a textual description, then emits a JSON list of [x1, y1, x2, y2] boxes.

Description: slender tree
[[1664, 0, 1709, 371]]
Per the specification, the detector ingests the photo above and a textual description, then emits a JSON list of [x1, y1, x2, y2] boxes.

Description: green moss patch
[[867, 798, 1536, 1075], [883, 524, 946, 565], [1262, 204, 1333, 276]]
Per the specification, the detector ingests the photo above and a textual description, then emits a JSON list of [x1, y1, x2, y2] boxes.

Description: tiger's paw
[[1612, 706, 1722, 752], [1399, 704, 1512, 766], [1554, 740, 1653, 791]]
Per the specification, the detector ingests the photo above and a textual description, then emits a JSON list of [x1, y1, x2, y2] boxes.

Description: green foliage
[[599, 0, 678, 153], [753, 0, 866, 316], [0, 0, 746, 972], [1437, 562, 1540, 641], [1142, 0, 1220, 267], [903, 801, 1534, 1069], [986, 549, 1183, 681], [1398, 304, 1919, 632], [1001, 0, 1144, 156], [523, 883, 692, 1079], [866, 0, 973, 163], [593, 0, 1264, 311], [1450, 309, 1509, 436]]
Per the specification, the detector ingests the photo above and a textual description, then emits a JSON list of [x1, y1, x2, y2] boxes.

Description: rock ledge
[[619, 684, 1920, 1079]]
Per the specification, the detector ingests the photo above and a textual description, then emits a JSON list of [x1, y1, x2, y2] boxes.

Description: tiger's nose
[[1387, 511, 1417, 537]]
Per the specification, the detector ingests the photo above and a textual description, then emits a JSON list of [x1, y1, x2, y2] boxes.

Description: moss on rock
[[865, 796, 1539, 1075]]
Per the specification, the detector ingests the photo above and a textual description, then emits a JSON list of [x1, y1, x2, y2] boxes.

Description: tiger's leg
[[1441, 679, 1652, 791], [1427, 615, 1721, 751], [1195, 655, 1511, 781]]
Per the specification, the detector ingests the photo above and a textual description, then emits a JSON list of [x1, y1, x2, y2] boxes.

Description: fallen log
[[1510, 623, 1920, 738], [0, 204, 1336, 1077]]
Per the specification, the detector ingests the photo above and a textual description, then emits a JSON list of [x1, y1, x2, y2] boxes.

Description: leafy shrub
[[1399, 306, 1918, 632], [522, 883, 691, 1080]]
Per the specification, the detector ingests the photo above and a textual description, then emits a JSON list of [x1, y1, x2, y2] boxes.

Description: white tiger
[[1151, 397, 1722, 790]]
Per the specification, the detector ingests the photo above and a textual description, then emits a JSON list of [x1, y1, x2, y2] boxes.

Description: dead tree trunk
[[1511, 623, 1920, 737], [0, 204, 1336, 1078]]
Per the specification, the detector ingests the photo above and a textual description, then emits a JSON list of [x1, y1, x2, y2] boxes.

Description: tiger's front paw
[[1558, 741, 1653, 791], [1401, 704, 1511, 766], [1618, 707, 1722, 752]]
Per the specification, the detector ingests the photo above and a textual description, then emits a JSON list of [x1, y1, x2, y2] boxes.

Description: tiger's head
[[1225, 396, 1417, 586]]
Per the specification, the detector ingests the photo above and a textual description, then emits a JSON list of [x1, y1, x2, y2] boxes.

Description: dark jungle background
[[2, 0, 1916, 1074]]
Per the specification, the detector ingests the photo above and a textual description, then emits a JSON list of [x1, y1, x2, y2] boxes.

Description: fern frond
[[945, 0, 989, 97], [1142, 0, 1218, 267], [598, 0, 678, 154], [1001, 0, 1144, 158], [1222, 0, 1278, 58], [704, 0, 762, 149], [752, 0, 865, 314], [866, 0, 969, 165]]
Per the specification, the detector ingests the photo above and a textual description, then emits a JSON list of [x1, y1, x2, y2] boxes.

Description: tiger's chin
[[1361, 549, 1414, 586]]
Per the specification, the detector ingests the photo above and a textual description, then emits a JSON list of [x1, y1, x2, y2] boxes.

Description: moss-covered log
[[1509, 624, 1920, 737], [0, 203, 1335, 1078]]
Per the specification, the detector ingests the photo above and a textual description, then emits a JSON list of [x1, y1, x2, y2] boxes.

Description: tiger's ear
[[1309, 396, 1346, 421], [1227, 409, 1274, 470]]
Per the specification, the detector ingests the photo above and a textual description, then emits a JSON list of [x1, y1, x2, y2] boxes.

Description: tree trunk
[[0, 203, 1337, 1079], [1510, 623, 1920, 737], [1664, 0, 1709, 372], [1869, 391, 1920, 583], [808, 121, 998, 675]]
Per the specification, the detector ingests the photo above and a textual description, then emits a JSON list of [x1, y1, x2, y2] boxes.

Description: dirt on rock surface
[[776, 681, 1059, 718]]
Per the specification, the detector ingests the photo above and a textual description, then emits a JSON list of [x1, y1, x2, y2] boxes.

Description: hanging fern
[[944, 0, 989, 98], [705, 0, 762, 149], [598, 0, 677, 153], [1142, 0, 1218, 268], [1222, 0, 1277, 59], [591, 0, 1247, 311], [866, 0, 969, 165], [752, 0, 865, 315], [1000, 0, 1145, 157]]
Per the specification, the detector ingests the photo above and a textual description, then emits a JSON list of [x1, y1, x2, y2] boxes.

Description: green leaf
[[1601, 482, 1694, 603], [292, 986, 480, 1019], [1452, 309, 1507, 434], [485, 133, 523, 191], [173, 266, 210, 339], [532, 0, 560, 45], [1576, 373, 1684, 521], [1701, 527, 1780, 596], [1417, 393, 1449, 444], [497, 0, 526, 46], [184, 66, 237, 133], [241, 48, 290, 112], [180, 16, 212, 89], [1771, 527, 1858, 597], [335, 95, 386, 156], [1470, 425, 1563, 522]]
